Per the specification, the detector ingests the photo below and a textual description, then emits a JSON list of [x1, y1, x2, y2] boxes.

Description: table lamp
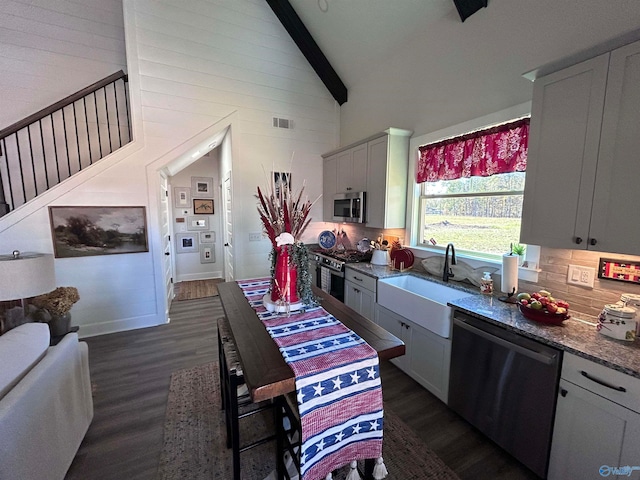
[[0, 250, 56, 302]]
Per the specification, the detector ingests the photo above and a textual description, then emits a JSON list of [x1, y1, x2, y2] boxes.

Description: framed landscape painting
[[49, 206, 148, 258]]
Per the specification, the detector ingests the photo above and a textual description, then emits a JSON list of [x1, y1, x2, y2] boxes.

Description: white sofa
[[0, 323, 93, 480]]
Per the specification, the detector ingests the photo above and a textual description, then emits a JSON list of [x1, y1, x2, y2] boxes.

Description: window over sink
[[415, 117, 530, 262]]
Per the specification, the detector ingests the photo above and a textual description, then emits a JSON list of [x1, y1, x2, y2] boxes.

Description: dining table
[[217, 281, 406, 479]]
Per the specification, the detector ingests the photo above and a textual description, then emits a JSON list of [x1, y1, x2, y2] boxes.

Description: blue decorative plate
[[318, 230, 337, 250]]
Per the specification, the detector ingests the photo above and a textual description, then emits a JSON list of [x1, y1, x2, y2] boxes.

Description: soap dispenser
[[480, 272, 493, 295]]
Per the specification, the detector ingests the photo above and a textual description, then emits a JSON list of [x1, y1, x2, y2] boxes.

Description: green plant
[[512, 243, 526, 256]]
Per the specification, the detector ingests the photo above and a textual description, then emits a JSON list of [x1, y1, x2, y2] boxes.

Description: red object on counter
[[517, 302, 569, 325]]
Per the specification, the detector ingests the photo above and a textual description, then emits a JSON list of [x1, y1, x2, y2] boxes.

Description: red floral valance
[[417, 118, 530, 183]]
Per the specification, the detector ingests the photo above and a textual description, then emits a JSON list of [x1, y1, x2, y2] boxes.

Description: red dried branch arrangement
[[256, 171, 320, 248]]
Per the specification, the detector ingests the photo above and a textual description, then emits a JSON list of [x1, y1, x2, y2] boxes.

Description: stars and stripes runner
[[237, 278, 384, 480]]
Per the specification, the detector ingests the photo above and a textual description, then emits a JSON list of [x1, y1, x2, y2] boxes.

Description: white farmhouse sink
[[377, 276, 474, 338]]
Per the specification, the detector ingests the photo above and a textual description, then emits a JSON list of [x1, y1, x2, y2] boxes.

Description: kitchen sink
[[377, 275, 474, 338]]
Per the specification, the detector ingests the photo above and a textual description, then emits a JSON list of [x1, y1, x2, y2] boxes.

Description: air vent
[[272, 117, 293, 129]]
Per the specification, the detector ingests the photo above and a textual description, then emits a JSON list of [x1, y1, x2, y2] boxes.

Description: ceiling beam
[[266, 0, 348, 105]]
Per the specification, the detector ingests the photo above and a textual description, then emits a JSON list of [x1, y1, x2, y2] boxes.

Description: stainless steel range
[[310, 249, 372, 302]]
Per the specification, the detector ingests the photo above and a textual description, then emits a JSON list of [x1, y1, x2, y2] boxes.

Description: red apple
[[557, 300, 570, 309], [520, 299, 529, 306], [546, 303, 559, 314]]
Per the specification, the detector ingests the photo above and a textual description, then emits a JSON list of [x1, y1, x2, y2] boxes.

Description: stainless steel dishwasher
[[449, 311, 562, 478]]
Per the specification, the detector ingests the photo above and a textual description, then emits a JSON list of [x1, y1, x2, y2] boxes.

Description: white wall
[[339, 0, 640, 145], [0, 0, 340, 336], [170, 150, 222, 281], [0, 0, 126, 128]]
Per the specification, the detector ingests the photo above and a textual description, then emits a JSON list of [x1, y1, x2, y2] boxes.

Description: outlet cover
[[249, 232, 262, 242], [567, 265, 595, 288]]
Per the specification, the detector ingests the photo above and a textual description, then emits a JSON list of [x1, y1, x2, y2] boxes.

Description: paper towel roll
[[501, 253, 519, 295]]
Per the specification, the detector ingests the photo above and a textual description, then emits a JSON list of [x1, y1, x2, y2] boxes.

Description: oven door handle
[[454, 317, 557, 365]]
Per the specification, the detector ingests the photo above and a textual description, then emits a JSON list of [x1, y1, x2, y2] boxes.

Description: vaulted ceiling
[[279, 0, 640, 105]]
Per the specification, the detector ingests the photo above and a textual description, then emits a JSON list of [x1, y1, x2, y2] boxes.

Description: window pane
[[423, 172, 525, 196], [421, 194, 523, 256]]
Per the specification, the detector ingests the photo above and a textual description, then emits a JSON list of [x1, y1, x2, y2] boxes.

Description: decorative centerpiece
[[32, 286, 80, 336], [256, 175, 317, 312]]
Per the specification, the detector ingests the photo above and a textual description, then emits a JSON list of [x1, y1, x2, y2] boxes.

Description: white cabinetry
[[548, 353, 640, 480], [344, 268, 376, 321], [336, 144, 367, 194], [322, 154, 338, 223], [322, 128, 411, 227], [375, 304, 451, 403], [521, 40, 640, 255]]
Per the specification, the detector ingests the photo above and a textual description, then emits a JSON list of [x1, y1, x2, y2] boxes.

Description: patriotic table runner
[[237, 278, 385, 480]]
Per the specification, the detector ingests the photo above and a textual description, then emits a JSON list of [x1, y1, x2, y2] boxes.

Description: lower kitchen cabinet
[[548, 353, 640, 480], [375, 304, 450, 403], [344, 268, 376, 321]]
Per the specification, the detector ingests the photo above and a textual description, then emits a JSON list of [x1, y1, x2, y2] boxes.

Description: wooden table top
[[218, 282, 406, 403]]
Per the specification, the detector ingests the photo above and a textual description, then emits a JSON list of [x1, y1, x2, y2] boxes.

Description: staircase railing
[[0, 71, 131, 216]]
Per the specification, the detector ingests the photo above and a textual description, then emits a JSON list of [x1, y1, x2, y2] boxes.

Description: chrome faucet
[[443, 243, 456, 282]]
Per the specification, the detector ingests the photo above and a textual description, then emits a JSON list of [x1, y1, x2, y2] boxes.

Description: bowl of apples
[[516, 290, 570, 325]]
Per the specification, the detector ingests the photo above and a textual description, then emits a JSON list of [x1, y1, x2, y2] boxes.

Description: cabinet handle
[[354, 288, 360, 293], [590, 238, 598, 246], [353, 276, 363, 282], [580, 370, 627, 392], [575, 237, 583, 244], [560, 388, 568, 398], [346, 187, 352, 191]]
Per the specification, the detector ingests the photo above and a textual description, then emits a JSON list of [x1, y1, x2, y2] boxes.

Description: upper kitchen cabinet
[[521, 40, 640, 255], [366, 130, 411, 229], [336, 144, 368, 193], [322, 128, 412, 227]]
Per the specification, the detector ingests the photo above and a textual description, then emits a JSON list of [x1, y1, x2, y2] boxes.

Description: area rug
[[158, 361, 460, 480], [175, 279, 225, 301]]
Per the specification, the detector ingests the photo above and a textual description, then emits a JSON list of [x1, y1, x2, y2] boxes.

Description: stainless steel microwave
[[333, 192, 366, 223]]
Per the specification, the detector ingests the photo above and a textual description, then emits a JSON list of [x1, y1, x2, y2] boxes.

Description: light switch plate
[[567, 265, 595, 288], [249, 232, 262, 242]]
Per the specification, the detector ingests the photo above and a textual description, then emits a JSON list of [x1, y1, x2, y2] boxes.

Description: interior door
[[222, 172, 234, 281], [159, 173, 174, 316]]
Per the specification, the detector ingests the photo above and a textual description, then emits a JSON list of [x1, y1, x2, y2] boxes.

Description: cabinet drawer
[[562, 352, 640, 413], [345, 268, 376, 293]]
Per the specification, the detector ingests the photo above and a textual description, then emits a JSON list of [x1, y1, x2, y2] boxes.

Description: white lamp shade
[[0, 252, 56, 301]]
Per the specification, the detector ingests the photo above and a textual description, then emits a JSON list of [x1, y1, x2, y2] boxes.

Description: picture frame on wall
[[176, 233, 198, 253], [49, 206, 148, 258], [199, 231, 215, 243], [191, 176, 214, 198], [173, 187, 191, 209], [193, 198, 214, 214], [187, 216, 209, 231], [200, 244, 215, 263], [273, 172, 291, 198]]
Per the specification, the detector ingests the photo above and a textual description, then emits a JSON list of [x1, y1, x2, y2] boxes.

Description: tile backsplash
[[517, 247, 640, 322], [327, 224, 640, 323]]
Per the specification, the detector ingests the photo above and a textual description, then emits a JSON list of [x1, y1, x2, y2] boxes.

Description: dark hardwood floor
[[65, 296, 538, 480]]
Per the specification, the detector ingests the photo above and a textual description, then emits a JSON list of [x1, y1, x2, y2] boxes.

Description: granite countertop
[[345, 262, 640, 379]]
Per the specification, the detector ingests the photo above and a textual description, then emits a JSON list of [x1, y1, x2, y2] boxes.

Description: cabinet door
[[358, 286, 376, 321], [548, 379, 638, 480], [375, 305, 407, 371], [366, 136, 389, 229], [406, 322, 451, 404], [520, 54, 609, 249], [590, 40, 640, 255], [336, 149, 353, 193], [344, 280, 359, 313], [336, 144, 367, 193], [350, 143, 368, 192], [323, 155, 338, 222]]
